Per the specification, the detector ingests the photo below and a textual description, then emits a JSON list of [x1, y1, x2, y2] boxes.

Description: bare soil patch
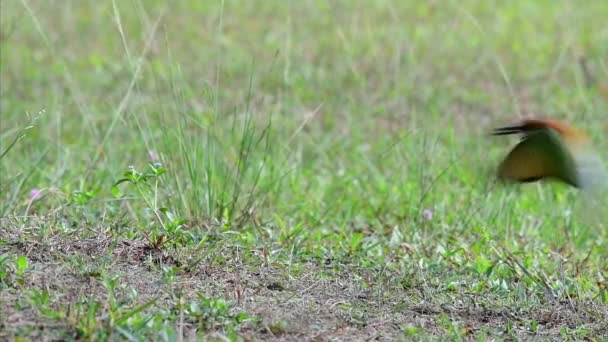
[[1, 222, 607, 341]]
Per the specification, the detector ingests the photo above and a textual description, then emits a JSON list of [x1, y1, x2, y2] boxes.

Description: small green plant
[[529, 320, 539, 333], [0, 255, 29, 288], [70, 300, 103, 339], [14, 255, 28, 283], [186, 295, 251, 332], [70, 189, 98, 207], [29, 286, 158, 340], [601, 285, 608, 304], [64, 187, 101, 224], [29, 289, 64, 320], [114, 162, 190, 248], [472, 255, 495, 276], [401, 325, 422, 337], [0, 255, 9, 288], [161, 264, 178, 284], [61, 276, 158, 339]]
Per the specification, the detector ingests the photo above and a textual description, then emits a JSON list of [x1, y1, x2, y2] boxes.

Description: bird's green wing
[[497, 128, 579, 187]]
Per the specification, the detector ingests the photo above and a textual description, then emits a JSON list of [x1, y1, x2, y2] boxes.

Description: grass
[[1, 0, 608, 340]]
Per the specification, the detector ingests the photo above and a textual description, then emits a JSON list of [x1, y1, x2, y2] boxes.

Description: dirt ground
[[2, 228, 607, 341]]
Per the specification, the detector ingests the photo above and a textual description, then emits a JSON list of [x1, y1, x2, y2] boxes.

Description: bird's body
[[492, 118, 605, 189]]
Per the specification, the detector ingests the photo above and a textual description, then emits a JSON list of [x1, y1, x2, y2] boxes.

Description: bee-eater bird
[[492, 118, 606, 189]]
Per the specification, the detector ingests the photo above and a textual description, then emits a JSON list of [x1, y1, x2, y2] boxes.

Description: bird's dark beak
[[491, 125, 525, 136]]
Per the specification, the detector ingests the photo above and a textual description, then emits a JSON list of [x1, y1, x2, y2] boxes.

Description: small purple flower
[[148, 150, 159, 162], [422, 208, 433, 221], [29, 188, 42, 201]]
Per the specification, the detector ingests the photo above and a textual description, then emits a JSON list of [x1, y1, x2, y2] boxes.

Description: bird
[[491, 118, 606, 190]]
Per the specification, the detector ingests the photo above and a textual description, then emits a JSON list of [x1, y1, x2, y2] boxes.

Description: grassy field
[[2, 1, 608, 340]]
